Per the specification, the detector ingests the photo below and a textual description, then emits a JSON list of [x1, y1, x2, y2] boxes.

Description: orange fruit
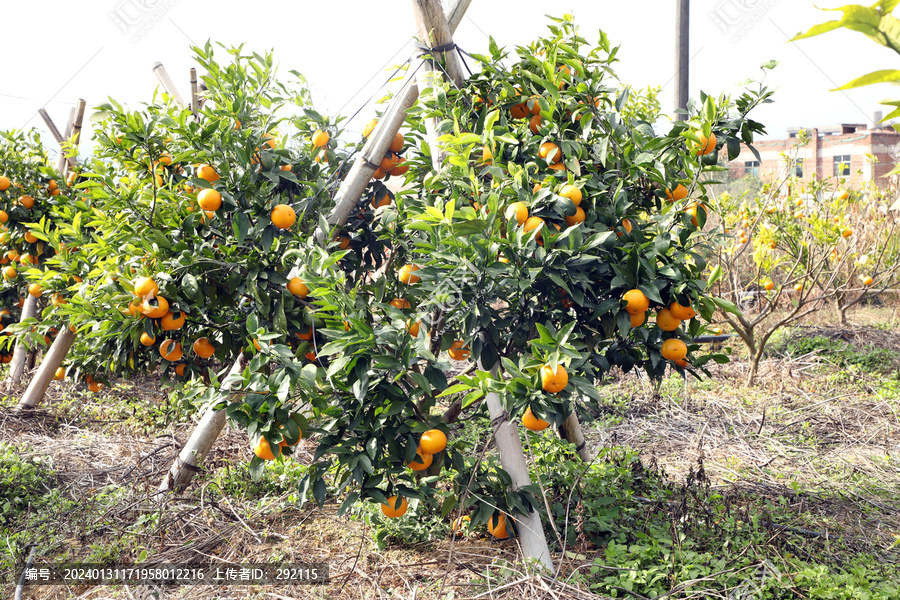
[[528, 114, 542, 134], [389, 132, 405, 153], [160, 311, 186, 331], [623, 289, 649, 315], [695, 131, 717, 156], [133, 276, 158, 298], [661, 338, 688, 361], [451, 516, 471, 536], [630, 311, 646, 327], [389, 160, 409, 177], [656, 308, 681, 332], [522, 407, 550, 431], [389, 298, 411, 310], [487, 513, 509, 539], [0, 176, 8, 191], [837, 190, 850, 201], [159, 339, 183, 362], [254, 436, 277, 460], [420, 429, 447, 454], [296, 327, 313, 341], [24, 232, 38, 244], [19, 195, 35, 209], [52, 293, 66, 307], [559, 185, 582, 207], [523, 216, 544, 240], [88, 381, 103, 393], [141, 296, 169, 319], [674, 358, 689, 368], [863, 276, 874, 286], [19, 254, 36, 267], [407, 320, 421, 337], [540, 364, 568, 394], [565, 206, 585, 227], [198, 188, 222, 211], [538, 142, 561, 164], [287, 277, 309, 298], [685, 202, 706, 227], [408, 451, 433, 471], [278, 422, 302, 447], [271, 204, 296, 229], [448, 341, 470, 361], [280, 164, 293, 172], [763, 281, 775, 291], [27, 284, 42, 298], [842, 228, 853, 238], [669, 301, 696, 320], [0, 211, 7, 224], [174, 363, 187, 377], [505, 202, 528, 225], [371, 193, 391, 209], [665, 184, 688, 201], [54, 367, 65, 381], [2, 266, 16, 280], [312, 130, 329, 147], [622, 218, 633, 234], [140, 332, 156, 346], [381, 495, 408, 518], [191, 337, 215, 359], [398, 264, 420, 284], [362, 119, 378, 138], [481, 145, 493, 165], [336, 236, 351, 249], [196, 164, 220, 183], [510, 102, 529, 119]]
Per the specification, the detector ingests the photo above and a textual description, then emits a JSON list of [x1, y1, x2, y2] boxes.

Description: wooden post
[[156, 355, 248, 496], [55, 108, 75, 175], [675, 0, 690, 120], [152, 62, 186, 106], [323, 0, 472, 232], [6, 295, 41, 391], [63, 100, 87, 179], [558, 411, 590, 461], [15, 326, 76, 411], [190, 68, 200, 117]]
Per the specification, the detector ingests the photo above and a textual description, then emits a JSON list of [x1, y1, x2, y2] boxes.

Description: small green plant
[[0, 442, 54, 523]]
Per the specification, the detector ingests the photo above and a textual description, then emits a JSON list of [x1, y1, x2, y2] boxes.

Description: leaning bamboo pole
[[152, 62, 186, 106], [156, 355, 248, 496], [15, 326, 76, 412], [5, 295, 41, 391]]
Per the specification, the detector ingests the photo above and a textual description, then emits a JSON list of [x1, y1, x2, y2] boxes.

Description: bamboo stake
[[323, 0, 471, 231], [6, 295, 41, 391], [410, 0, 466, 87], [63, 99, 87, 179], [152, 62, 186, 106], [190, 68, 199, 117], [55, 108, 75, 175], [15, 326, 76, 412], [558, 411, 590, 461], [37, 109, 65, 145], [156, 355, 248, 496]]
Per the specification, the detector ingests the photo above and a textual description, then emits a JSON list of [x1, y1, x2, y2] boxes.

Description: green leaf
[[833, 69, 900, 90]]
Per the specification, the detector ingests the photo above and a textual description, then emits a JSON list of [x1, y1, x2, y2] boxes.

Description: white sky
[[0, 0, 894, 157]]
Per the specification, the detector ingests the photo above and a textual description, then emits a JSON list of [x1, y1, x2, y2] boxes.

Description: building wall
[[728, 126, 900, 188]]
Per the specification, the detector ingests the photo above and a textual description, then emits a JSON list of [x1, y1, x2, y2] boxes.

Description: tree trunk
[[156, 355, 248, 498], [6, 294, 41, 391], [15, 326, 76, 412], [558, 411, 590, 461]]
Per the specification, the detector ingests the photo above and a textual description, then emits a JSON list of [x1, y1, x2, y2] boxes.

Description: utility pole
[[675, 0, 689, 121]]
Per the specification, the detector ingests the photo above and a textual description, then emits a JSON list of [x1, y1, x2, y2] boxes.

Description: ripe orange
[[842, 228, 853, 238], [133, 277, 158, 299], [538, 142, 561, 164], [371, 193, 391, 208], [389, 132, 405, 153], [695, 132, 717, 156], [159, 339, 183, 361], [540, 364, 568, 394], [448, 340, 470, 360], [510, 102, 529, 119], [160, 311, 186, 331], [661, 338, 688, 361], [623, 289, 649, 315], [420, 429, 447, 454], [296, 327, 313, 341], [794, 283, 803, 292], [389, 160, 409, 177], [665, 184, 688, 201], [280, 164, 293, 172], [0, 176, 8, 191], [408, 451, 433, 471], [398, 264, 421, 284], [505, 202, 528, 225], [559, 185, 582, 207], [19, 195, 35, 209], [389, 298, 411, 310], [193, 337, 215, 358], [685, 202, 707, 227], [522, 407, 550, 431], [407, 320, 421, 337], [271, 204, 296, 229], [88, 381, 103, 393], [287, 277, 309, 298], [24, 232, 38, 244], [763, 281, 775, 291], [674, 358, 689, 368], [565, 206, 585, 227], [451, 516, 471, 536], [529, 114, 542, 134], [140, 332, 156, 346], [54, 367, 65, 381], [254, 436, 277, 461], [27, 284, 42, 298], [523, 216, 545, 240], [837, 190, 850, 201], [630, 311, 646, 327], [311, 130, 329, 147], [2, 266, 16, 280], [656, 308, 681, 332], [487, 513, 509, 539], [19, 254, 36, 267], [141, 296, 169, 319], [863, 276, 874, 286], [669, 301, 696, 320], [381, 495, 408, 518], [196, 164, 220, 183], [0, 211, 7, 224], [175, 363, 187, 377], [198, 188, 222, 211], [336, 236, 351, 249], [278, 422, 302, 447]]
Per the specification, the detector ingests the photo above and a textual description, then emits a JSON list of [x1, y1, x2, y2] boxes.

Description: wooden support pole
[[55, 108, 75, 175], [64, 99, 87, 179], [6, 295, 41, 391], [410, 0, 466, 88], [323, 0, 471, 231], [156, 355, 248, 496], [15, 325, 76, 412], [675, 0, 690, 120], [152, 62, 186, 106], [37, 109, 65, 145], [190, 68, 199, 117], [558, 411, 590, 461]]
